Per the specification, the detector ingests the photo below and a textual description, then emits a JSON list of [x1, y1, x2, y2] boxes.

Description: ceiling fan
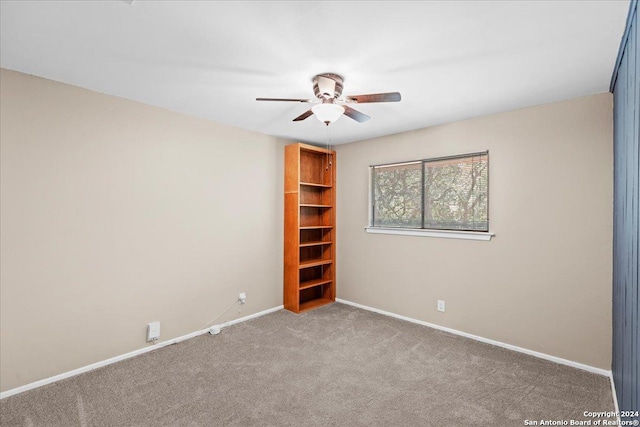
[[256, 73, 401, 125]]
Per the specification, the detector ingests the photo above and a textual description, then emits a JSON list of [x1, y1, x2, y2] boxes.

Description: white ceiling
[[0, 1, 629, 145]]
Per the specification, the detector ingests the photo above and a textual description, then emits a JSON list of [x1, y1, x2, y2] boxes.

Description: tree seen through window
[[372, 152, 488, 232]]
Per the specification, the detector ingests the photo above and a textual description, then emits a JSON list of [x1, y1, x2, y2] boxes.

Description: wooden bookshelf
[[284, 142, 336, 313]]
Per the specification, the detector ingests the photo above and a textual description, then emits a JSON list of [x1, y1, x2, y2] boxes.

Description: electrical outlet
[[147, 321, 160, 342], [239, 292, 246, 304], [437, 300, 445, 312]]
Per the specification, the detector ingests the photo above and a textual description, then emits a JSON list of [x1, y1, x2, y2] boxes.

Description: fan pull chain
[[325, 125, 331, 171]]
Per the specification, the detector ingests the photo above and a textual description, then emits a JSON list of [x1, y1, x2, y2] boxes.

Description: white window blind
[[371, 152, 489, 232]]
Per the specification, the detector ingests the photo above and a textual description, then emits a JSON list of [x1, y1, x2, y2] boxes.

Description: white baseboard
[[336, 298, 611, 377], [2, 300, 612, 400], [609, 373, 622, 424], [217, 305, 282, 328], [0, 305, 283, 400]]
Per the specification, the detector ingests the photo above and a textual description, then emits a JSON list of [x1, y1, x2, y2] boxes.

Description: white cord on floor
[[201, 299, 239, 331], [202, 299, 242, 329]]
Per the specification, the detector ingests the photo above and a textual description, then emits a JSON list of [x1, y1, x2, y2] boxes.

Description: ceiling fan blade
[[293, 109, 314, 122], [343, 105, 371, 123], [345, 92, 401, 103], [316, 75, 337, 98], [256, 98, 311, 102]]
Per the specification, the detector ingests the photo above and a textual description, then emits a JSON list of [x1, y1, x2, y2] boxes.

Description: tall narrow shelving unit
[[284, 142, 336, 313]]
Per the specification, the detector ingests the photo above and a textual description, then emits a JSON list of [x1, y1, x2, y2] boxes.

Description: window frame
[[366, 151, 494, 241]]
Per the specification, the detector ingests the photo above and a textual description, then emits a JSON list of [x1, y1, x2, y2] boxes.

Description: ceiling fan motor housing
[[313, 73, 344, 99]]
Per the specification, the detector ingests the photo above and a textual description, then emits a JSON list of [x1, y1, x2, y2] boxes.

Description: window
[[370, 152, 489, 232]]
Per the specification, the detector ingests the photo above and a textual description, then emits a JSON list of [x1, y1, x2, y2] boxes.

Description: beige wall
[[0, 69, 286, 392], [335, 93, 613, 370], [0, 67, 613, 393]]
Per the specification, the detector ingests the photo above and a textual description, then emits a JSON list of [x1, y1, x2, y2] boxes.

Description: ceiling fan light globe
[[311, 103, 345, 124]]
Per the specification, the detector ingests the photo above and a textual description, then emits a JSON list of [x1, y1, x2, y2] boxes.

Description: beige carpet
[[0, 303, 615, 426]]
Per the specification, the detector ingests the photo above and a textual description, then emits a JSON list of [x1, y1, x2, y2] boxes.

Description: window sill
[[364, 227, 494, 241]]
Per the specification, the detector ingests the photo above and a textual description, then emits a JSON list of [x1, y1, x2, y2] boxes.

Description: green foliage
[[373, 163, 422, 228]]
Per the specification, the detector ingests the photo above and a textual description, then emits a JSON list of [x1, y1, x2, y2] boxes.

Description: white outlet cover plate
[[147, 322, 160, 341], [437, 300, 445, 312]]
